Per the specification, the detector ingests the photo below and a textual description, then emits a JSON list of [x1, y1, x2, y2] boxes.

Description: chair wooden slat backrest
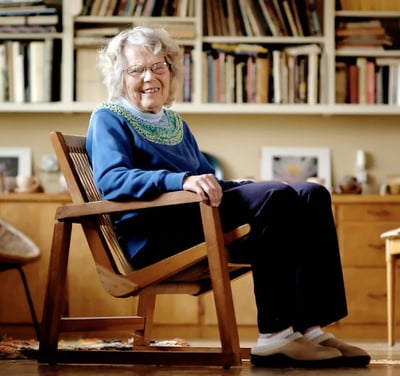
[[38, 131, 251, 368]]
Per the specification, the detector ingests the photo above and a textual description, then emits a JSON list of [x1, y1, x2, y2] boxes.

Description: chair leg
[[200, 203, 242, 367], [387, 251, 397, 346], [134, 294, 156, 346], [16, 265, 40, 340], [38, 221, 72, 363]]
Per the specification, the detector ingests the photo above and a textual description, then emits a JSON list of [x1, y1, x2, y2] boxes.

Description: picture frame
[[0, 147, 32, 177], [260, 146, 331, 190]]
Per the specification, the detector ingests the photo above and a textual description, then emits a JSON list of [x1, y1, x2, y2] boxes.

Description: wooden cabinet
[[0, 193, 70, 324], [333, 195, 400, 325], [1, 193, 399, 336]]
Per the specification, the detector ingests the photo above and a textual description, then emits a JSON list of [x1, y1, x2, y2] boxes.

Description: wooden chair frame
[[38, 131, 251, 367]]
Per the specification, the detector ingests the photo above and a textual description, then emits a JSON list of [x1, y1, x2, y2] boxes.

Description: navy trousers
[[127, 181, 348, 334]]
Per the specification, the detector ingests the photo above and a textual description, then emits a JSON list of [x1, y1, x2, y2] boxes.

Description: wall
[[0, 112, 399, 193]]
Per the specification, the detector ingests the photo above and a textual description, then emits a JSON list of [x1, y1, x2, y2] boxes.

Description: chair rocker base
[[38, 347, 251, 367]]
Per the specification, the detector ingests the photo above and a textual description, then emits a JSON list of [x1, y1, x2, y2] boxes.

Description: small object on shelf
[[339, 175, 362, 194]]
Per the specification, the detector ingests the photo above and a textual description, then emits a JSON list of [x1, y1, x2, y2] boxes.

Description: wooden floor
[[1, 341, 400, 376], [1, 324, 400, 375]]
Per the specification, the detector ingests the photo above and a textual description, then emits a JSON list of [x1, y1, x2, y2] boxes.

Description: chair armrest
[[55, 191, 203, 221]]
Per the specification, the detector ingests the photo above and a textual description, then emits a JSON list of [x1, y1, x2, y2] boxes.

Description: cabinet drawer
[[337, 204, 400, 222], [342, 267, 388, 324], [338, 223, 392, 267]]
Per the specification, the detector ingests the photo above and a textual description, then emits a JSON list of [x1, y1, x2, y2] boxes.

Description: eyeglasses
[[125, 61, 170, 77]]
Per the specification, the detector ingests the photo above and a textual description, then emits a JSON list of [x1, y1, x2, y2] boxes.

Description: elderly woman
[[86, 26, 369, 368]]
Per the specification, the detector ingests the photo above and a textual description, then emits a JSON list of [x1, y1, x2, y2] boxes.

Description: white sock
[[257, 327, 293, 346], [303, 326, 324, 341]]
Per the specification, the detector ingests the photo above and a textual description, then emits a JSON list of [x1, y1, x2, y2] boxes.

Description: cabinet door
[[0, 201, 60, 323]]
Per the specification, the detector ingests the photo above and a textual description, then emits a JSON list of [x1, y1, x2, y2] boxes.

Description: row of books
[[336, 57, 400, 105], [82, 0, 195, 17], [0, 39, 60, 103], [204, 0, 322, 37], [75, 45, 193, 103], [202, 43, 322, 104], [0, 0, 59, 29]]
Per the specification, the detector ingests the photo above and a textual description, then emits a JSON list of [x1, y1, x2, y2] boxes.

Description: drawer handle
[[368, 293, 386, 300], [366, 209, 391, 217], [367, 243, 385, 251]]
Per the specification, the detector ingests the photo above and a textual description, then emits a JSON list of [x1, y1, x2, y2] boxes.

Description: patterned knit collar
[[93, 102, 183, 145]]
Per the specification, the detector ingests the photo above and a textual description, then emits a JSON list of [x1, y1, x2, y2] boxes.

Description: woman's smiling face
[[123, 46, 171, 113]]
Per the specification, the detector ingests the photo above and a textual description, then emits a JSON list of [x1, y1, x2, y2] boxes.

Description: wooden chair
[[38, 131, 252, 367], [0, 217, 41, 339], [381, 227, 400, 345]]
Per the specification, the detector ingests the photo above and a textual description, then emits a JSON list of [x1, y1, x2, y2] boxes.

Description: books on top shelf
[[204, 0, 322, 37], [0, 0, 59, 27], [83, 0, 195, 17]]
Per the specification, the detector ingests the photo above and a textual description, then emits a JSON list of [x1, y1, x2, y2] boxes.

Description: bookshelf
[[0, 0, 400, 115]]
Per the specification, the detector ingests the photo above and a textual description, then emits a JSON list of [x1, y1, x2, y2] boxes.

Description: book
[[255, 52, 270, 103], [284, 43, 321, 56], [0, 6, 56, 16], [336, 27, 386, 37], [305, 0, 321, 36], [290, 0, 304, 36], [341, 20, 382, 29], [366, 60, 375, 104], [75, 26, 121, 37], [348, 64, 358, 104], [0, 13, 58, 25], [105, 0, 119, 16], [226, 0, 237, 35], [89, 0, 102, 15], [29, 40, 45, 102], [282, 0, 299, 36], [210, 43, 268, 55], [225, 53, 235, 103], [335, 61, 347, 103], [246, 55, 255, 102], [182, 50, 192, 102], [272, 0, 289, 35], [97, 0, 111, 16], [9, 40, 24, 103], [43, 37, 53, 102], [272, 49, 282, 103], [286, 54, 296, 103], [356, 57, 367, 104], [247, 0, 269, 36], [0, 24, 56, 32], [297, 55, 307, 103], [238, 0, 254, 36], [307, 51, 319, 104], [206, 52, 215, 102], [0, 43, 6, 102], [258, 0, 280, 36]]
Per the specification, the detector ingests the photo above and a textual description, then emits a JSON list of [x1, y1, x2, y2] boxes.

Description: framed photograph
[[0, 147, 32, 177], [260, 146, 331, 190]]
